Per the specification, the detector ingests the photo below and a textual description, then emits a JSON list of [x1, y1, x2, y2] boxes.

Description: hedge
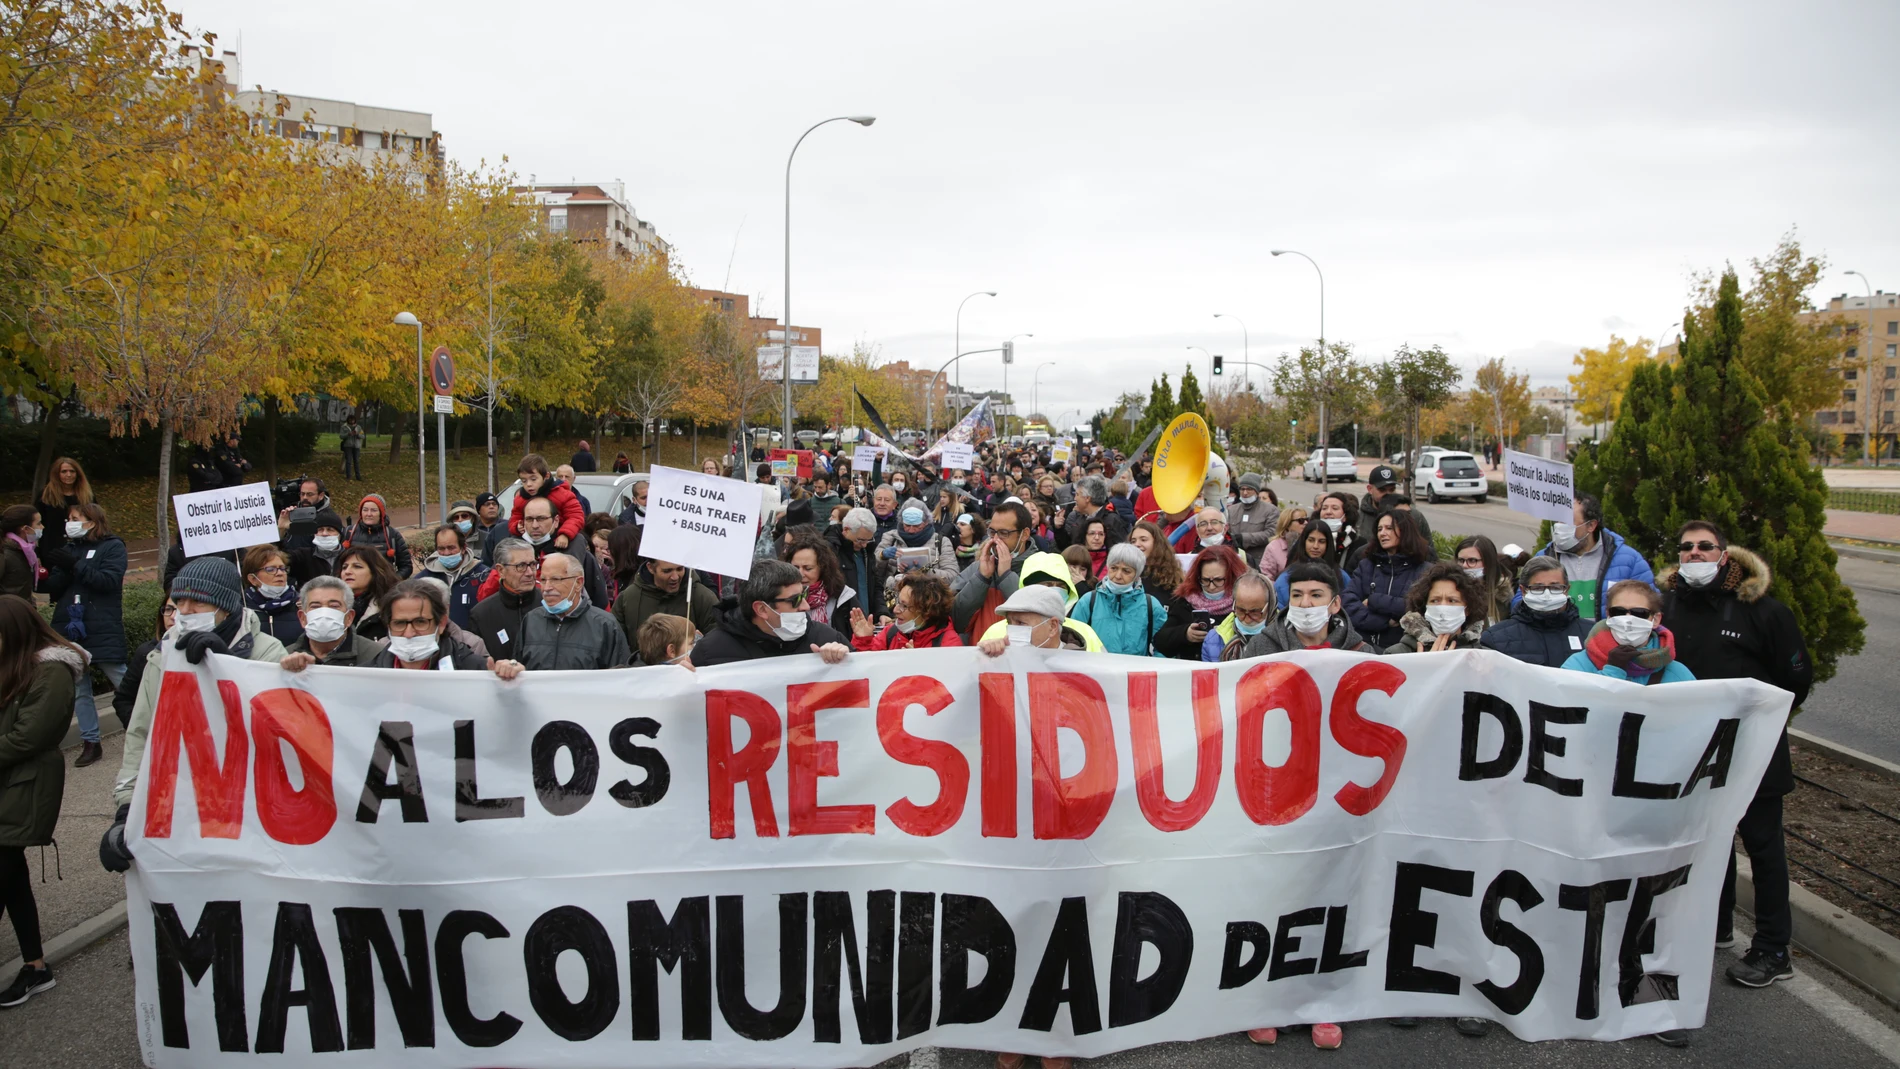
[[0, 412, 320, 490]]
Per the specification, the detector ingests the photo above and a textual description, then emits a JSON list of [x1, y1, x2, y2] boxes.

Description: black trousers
[[0, 846, 43, 963], [1719, 794, 1791, 953]]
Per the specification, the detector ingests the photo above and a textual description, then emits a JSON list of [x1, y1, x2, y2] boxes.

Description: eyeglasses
[[1606, 606, 1654, 619], [500, 560, 538, 572], [1199, 577, 1228, 592], [1455, 557, 1484, 567], [1524, 583, 1566, 594], [771, 589, 809, 608], [1678, 541, 1721, 553], [389, 617, 439, 636], [254, 564, 288, 577], [989, 526, 1020, 537], [542, 572, 582, 585], [1233, 606, 1269, 623]]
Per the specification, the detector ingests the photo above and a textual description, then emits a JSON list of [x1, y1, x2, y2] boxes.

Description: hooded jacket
[[44, 530, 129, 663], [1532, 527, 1656, 618], [1068, 580, 1166, 657], [1479, 599, 1593, 668], [876, 515, 961, 599], [1221, 610, 1377, 658], [692, 599, 851, 667], [347, 494, 414, 578], [1659, 546, 1810, 797], [0, 645, 83, 847], [950, 541, 1029, 642], [612, 567, 720, 648]]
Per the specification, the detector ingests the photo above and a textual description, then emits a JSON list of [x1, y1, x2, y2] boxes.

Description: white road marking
[[1779, 971, 1900, 1067]]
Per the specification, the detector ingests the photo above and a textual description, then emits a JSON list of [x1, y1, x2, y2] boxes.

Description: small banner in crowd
[[125, 647, 1788, 1067], [1503, 448, 1575, 524], [170, 482, 280, 557], [637, 465, 762, 580]]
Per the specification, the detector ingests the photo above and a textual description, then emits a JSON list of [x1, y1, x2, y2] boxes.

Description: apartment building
[[233, 89, 442, 173], [1805, 291, 1899, 456], [690, 288, 822, 352], [517, 181, 668, 260]]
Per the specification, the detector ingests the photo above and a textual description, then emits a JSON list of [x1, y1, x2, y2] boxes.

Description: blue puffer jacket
[[1480, 601, 1593, 668], [1530, 528, 1657, 613], [1068, 582, 1166, 657], [45, 533, 128, 663], [1343, 551, 1429, 650]]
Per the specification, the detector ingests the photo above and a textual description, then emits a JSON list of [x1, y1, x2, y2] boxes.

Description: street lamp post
[[1271, 249, 1326, 446], [954, 290, 997, 425], [783, 115, 876, 446], [393, 312, 425, 527], [1214, 313, 1249, 388], [926, 347, 1005, 442], [1846, 270, 1878, 464], [1186, 345, 1212, 381]]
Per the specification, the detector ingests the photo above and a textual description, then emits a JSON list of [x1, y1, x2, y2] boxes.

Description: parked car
[[1302, 447, 1358, 483], [794, 429, 820, 446], [496, 472, 648, 522], [1416, 451, 1488, 503]]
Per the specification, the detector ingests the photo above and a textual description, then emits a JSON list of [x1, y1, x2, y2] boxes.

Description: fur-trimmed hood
[[37, 642, 89, 677], [1658, 545, 1770, 603]]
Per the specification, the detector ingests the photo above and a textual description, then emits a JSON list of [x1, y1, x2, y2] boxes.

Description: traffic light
[[1001, 340, 1015, 365], [1212, 354, 1223, 375]]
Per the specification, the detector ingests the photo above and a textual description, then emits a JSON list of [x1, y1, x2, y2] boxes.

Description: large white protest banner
[[125, 647, 1788, 1068], [171, 482, 280, 557], [1503, 448, 1575, 524], [637, 465, 761, 579]]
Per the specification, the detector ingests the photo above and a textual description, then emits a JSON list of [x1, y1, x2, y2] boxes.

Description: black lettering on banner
[[1526, 702, 1587, 797], [1612, 713, 1681, 800], [897, 891, 937, 1039], [152, 900, 248, 1052], [1459, 692, 1522, 781], [1108, 891, 1193, 1028], [1266, 907, 1325, 981], [1474, 870, 1545, 1015], [716, 893, 808, 1040], [1019, 896, 1102, 1035], [1386, 862, 1475, 994], [455, 720, 524, 821], [335, 907, 434, 1049], [1319, 905, 1369, 974], [435, 910, 523, 1047], [939, 894, 1016, 1026], [813, 890, 895, 1044], [1681, 719, 1739, 796], [1558, 879, 1631, 1020], [609, 716, 671, 808], [255, 902, 343, 1054], [1218, 922, 1271, 989], [627, 898, 711, 1041], [531, 721, 600, 816], [524, 906, 619, 1041], [358, 722, 428, 823], [1618, 865, 1691, 1008]]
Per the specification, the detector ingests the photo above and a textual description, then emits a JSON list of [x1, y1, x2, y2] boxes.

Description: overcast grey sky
[[187, 0, 1900, 422]]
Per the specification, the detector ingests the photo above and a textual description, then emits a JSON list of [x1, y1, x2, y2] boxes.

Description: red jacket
[[850, 620, 965, 652], [507, 481, 585, 542]]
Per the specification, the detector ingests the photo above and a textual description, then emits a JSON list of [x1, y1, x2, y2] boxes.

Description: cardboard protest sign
[[940, 442, 975, 471], [638, 465, 763, 579]]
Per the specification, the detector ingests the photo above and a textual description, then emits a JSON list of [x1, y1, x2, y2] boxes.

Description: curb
[[0, 899, 127, 980], [1793, 728, 1900, 781], [57, 690, 125, 752], [1830, 541, 1900, 565], [1737, 855, 1900, 1009]]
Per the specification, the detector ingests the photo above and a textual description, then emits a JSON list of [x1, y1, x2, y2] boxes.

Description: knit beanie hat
[[171, 556, 243, 616], [312, 508, 345, 533]]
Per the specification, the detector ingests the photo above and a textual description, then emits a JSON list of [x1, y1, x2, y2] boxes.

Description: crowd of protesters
[[0, 433, 1815, 1057]]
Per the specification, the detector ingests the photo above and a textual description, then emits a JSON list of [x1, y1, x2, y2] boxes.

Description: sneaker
[[1726, 948, 1793, 988], [74, 741, 103, 768], [1652, 1029, 1691, 1047], [1454, 1017, 1492, 1037], [1311, 1022, 1343, 1049], [1246, 1028, 1279, 1045], [0, 965, 55, 1008], [1714, 927, 1737, 950]]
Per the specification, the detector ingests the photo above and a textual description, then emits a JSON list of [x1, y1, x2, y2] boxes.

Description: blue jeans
[[72, 661, 126, 744]]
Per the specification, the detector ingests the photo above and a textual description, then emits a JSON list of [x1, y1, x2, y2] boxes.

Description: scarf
[[1185, 588, 1234, 614], [805, 581, 832, 624], [1583, 620, 1678, 680], [246, 584, 299, 616], [1089, 547, 1108, 577], [6, 531, 42, 584], [899, 525, 935, 548], [956, 542, 979, 562]]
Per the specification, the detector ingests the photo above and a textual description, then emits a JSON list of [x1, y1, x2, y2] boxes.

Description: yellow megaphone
[[1150, 412, 1211, 515]]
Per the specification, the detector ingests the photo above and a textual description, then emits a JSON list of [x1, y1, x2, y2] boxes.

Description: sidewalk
[[0, 733, 127, 967], [1826, 509, 1900, 546]]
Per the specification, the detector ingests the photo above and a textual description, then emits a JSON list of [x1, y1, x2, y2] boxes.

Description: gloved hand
[[1605, 644, 1641, 671], [100, 803, 134, 872], [176, 628, 230, 665]]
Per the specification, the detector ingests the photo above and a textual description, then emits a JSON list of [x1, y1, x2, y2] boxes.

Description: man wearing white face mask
[[365, 580, 489, 671], [690, 559, 851, 667], [1661, 520, 1811, 994], [280, 576, 384, 669], [975, 584, 1102, 655], [1222, 562, 1377, 658], [1534, 492, 1655, 620]]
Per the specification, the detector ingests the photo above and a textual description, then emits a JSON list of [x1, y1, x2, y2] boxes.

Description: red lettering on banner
[[788, 680, 875, 836], [1030, 672, 1118, 839], [877, 676, 968, 836], [1234, 661, 1321, 826], [249, 689, 338, 845], [143, 674, 249, 839], [706, 690, 782, 838], [1129, 669, 1224, 832], [979, 673, 1017, 837], [1330, 661, 1409, 815]]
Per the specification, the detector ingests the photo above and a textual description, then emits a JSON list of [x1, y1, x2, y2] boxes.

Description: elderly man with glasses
[[492, 552, 630, 675]]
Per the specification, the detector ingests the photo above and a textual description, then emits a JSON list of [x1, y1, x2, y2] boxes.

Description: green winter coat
[[0, 646, 84, 847]]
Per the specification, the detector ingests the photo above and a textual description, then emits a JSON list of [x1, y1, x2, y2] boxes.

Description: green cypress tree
[[1138, 373, 1176, 440], [1176, 364, 1208, 428], [1575, 269, 1863, 683]]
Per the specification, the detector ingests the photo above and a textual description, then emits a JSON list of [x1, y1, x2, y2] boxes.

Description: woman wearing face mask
[[423, 524, 492, 631], [848, 574, 964, 651], [43, 502, 125, 768], [1478, 557, 1594, 667], [1316, 492, 1363, 567], [1561, 580, 1693, 683], [335, 545, 400, 642], [0, 505, 42, 602], [1272, 519, 1348, 610], [241, 545, 303, 644], [952, 512, 987, 565], [345, 493, 414, 578], [1156, 544, 1247, 659], [1059, 545, 1098, 599], [781, 531, 858, 627], [1257, 507, 1308, 584], [1453, 535, 1512, 625], [1386, 563, 1488, 654], [1066, 543, 1167, 657], [1344, 510, 1433, 650]]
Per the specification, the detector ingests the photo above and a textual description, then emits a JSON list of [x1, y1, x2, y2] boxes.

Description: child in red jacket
[[507, 453, 585, 547]]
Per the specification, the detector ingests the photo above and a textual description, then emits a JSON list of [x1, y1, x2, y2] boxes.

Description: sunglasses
[[1678, 541, 1721, 553], [1606, 606, 1654, 619]]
